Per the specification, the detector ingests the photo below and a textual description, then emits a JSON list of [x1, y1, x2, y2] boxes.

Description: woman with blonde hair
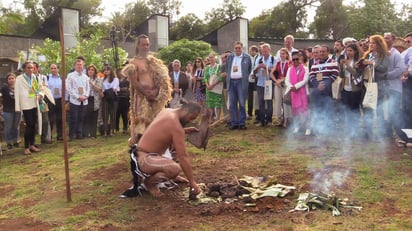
[[359, 34, 390, 140], [270, 47, 292, 127], [203, 52, 223, 123]]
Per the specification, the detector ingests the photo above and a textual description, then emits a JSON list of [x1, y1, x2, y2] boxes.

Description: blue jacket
[[225, 52, 252, 97]]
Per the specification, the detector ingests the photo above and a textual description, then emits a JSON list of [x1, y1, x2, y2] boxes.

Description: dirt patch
[[0, 217, 51, 231]]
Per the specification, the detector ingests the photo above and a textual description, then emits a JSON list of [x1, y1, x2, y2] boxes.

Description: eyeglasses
[[196, 60, 201, 63], [292, 58, 300, 61]]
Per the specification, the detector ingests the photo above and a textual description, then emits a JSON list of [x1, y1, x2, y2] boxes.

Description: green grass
[[1, 125, 412, 230]]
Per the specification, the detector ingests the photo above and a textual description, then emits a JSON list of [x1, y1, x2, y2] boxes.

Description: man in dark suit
[[169, 59, 188, 108], [225, 41, 252, 130]]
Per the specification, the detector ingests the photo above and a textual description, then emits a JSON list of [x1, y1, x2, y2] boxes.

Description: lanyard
[[280, 61, 287, 76], [368, 53, 375, 61], [318, 58, 330, 71]]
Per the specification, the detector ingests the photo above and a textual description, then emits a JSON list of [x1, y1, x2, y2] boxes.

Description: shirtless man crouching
[[134, 101, 202, 197]]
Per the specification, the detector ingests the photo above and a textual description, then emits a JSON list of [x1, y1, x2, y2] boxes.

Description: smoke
[[310, 167, 350, 194]]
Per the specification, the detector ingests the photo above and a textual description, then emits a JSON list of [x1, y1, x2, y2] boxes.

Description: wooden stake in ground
[[59, 17, 71, 202]]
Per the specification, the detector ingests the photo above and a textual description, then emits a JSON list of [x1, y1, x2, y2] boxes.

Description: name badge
[[28, 89, 35, 98], [262, 70, 267, 77], [316, 73, 323, 81], [233, 65, 238, 72], [78, 87, 84, 95]]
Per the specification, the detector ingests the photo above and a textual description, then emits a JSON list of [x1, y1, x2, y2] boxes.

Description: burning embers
[[188, 175, 362, 216]]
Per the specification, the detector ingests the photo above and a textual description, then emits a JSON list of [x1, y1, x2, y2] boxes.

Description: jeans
[[229, 79, 246, 126], [387, 89, 403, 138], [256, 86, 273, 124], [3, 111, 21, 144]]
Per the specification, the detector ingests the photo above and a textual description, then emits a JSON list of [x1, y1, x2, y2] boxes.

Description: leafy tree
[[41, 0, 103, 27], [393, 3, 412, 37], [34, 30, 128, 75], [110, 1, 150, 43], [147, 0, 182, 20], [204, 0, 246, 32], [347, 0, 398, 39], [157, 39, 213, 67], [310, 0, 350, 39], [0, 7, 25, 34], [170, 13, 207, 40], [249, 0, 318, 38]]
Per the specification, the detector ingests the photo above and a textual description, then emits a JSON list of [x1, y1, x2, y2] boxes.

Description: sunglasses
[[292, 58, 300, 61]]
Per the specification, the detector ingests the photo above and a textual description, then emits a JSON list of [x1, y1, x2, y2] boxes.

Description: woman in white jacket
[[15, 61, 46, 155]]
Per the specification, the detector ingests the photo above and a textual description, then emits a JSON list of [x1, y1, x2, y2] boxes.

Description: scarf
[[289, 64, 308, 116]]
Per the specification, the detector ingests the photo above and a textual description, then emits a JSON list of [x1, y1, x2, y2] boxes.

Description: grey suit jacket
[[225, 52, 252, 97]]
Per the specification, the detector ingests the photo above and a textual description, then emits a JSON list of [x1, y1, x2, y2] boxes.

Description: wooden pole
[[59, 17, 72, 202]]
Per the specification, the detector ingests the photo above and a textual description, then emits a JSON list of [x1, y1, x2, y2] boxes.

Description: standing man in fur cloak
[[120, 34, 172, 197], [123, 34, 172, 146]]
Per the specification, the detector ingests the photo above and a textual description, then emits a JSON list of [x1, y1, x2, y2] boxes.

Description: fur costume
[[123, 56, 172, 145]]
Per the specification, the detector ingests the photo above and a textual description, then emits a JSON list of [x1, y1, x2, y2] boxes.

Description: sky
[[98, 0, 277, 22]]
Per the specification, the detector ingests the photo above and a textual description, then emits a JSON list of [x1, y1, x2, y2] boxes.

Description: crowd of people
[[2, 31, 412, 197], [1, 58, 131, 155]]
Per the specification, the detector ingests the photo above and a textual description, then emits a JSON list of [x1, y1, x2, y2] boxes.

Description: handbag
[[332, 77, 343, 100], [264, 79, 273, 100], [208, 64, 223, 95], [103, 88, 116, 102], [283, 88, 291, 105], [362, 65, 377, 109]]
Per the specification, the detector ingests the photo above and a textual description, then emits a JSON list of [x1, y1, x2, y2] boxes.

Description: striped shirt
[[309, 58, 339, 87]]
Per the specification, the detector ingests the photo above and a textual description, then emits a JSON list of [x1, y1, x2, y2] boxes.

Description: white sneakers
[[293, 127, 299, 133]]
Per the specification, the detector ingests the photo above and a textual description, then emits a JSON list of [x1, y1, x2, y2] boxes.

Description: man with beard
[[128, 101, 202, 197], [127, 34, 172, 145]]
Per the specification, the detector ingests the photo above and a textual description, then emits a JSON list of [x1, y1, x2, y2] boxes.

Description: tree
[[170, 13, 207, 40], [157, 39, 213, 68], [310, 0, 350, 39], [34, 30, 128, 74], [347, 0, 398, 39], [147, 0, 182, 21], [41, 0, 103, 27], [0, 7, 25, 34], [110, 1, 150, 43], [249, 0, 318, 38], [204, 0, 246, 32]]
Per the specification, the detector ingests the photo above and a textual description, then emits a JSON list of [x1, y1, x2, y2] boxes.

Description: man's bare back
[[138, 109, 183, 154], [135, 104, 201, 197]]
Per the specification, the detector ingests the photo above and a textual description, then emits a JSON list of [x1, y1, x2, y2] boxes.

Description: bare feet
[[174, 175, 189, 183], [146, 184, 164, 198]]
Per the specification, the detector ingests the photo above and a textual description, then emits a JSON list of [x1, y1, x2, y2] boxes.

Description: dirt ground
[[1, 125, 412, 230]]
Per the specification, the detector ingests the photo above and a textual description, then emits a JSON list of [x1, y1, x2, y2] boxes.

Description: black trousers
[[23, 108, 37, 148], [116, 97, 130, 132], [48, 98, 63, 139], [247, 82, 255, 117], [84, 97, 99, 138]]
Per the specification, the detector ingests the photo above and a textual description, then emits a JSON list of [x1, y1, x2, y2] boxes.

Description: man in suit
[[169, 59, 188, 108], [226, 41, 252, 130]]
